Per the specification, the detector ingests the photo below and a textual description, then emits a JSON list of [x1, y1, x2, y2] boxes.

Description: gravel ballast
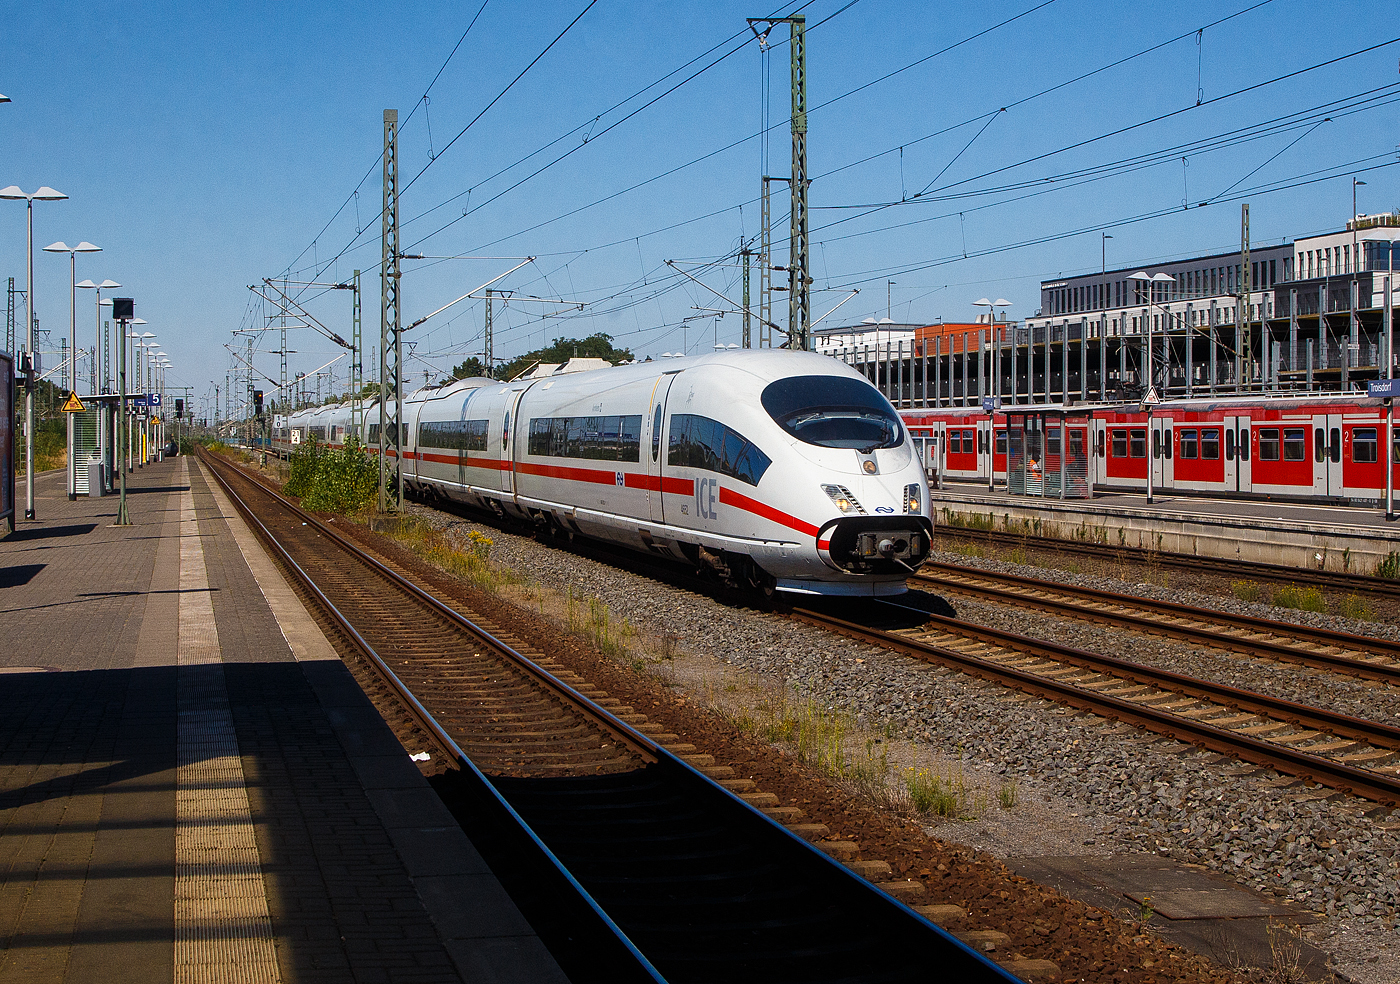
[[404, 501, 1400, 983]]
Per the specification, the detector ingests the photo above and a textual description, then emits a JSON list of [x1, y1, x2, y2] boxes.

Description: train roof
[[902, 392, 1385, 418]]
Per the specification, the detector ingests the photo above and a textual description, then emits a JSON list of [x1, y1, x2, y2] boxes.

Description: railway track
[[941, 525, 1400, 601], [786, 601, 1400, 807], [198, 450, 1016, 984], [914, 563, 1400, 683]]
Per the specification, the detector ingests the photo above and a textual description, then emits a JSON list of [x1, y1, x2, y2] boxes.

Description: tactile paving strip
[[175, 462, 281, 984]]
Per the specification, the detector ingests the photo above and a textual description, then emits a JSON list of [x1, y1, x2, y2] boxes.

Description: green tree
[[498, 334, 633, 382], [441, 356, 485, 385]]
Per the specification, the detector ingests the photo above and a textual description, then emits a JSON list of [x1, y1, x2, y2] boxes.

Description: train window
[[668, 413, 771, 487], [760, 375, 902, 451], [1111, 429, 1128, 458], [962, 429, 974, 451], [1096, 431, 1104, 457], [651, 405, 663, 461], [1047, 428, 1061, 456], [1129, 429, 1146, 458], [1393, 432, 1400, 464], [995, 430, 1007, 455], [948, 431, 961, 454], [1353, 428, 1379, 463], [1179, 429, 1198, 459], [1258, 428, 1280, 461], [1330, 428, 1341, 463], [419, 419, 489, 451], [1151, 430, 1159, 459], [1201, 429, 1220, 460], [1225, 431, 1235, 460], [1239, 430, 1249, 461], [1068, 431, 1084, 458], [527, 415, 643, 462], [1315, 430, 1325, 463], [1284, 428, 1308, 462]]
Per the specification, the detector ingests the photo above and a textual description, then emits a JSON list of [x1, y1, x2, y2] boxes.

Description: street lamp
[[44, 240, 101, 499], [974, 298, 1011, 493], [129, 331, 154, 467], [1, 184, 67, 519], [80, 279, 120, 392], [1127, 271, 1175, 504]]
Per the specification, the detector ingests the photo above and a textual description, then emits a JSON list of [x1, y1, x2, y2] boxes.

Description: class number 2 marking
[[695, 476, 720, 520]]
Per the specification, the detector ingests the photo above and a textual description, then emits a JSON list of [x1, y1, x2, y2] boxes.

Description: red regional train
[[901, 394, 1400, 505]]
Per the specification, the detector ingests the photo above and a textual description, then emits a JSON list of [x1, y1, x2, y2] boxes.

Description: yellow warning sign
[[60, 392, 86, 413]]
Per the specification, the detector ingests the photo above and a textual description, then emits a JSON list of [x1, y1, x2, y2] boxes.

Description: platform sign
[[148, 393, 162, 407], [131, 394, 150, 408], [1368, 379, 1400, 399], [61, 392, 86, 413], [1, 353, 12, 530], [981, 396, 1001, 412]]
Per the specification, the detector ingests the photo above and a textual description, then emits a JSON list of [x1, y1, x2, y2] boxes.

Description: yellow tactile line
[[174, 459, 281, 984]]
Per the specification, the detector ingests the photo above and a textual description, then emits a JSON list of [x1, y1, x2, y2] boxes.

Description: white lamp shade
[[100, 279, 121, 288], [993, 298, 1011, 306], [75, 241, 100, 252], [974, 298, 992, 306], [77, 279, 96, 289], [33, 187, 67, 201], [43, 241, 70, 252]]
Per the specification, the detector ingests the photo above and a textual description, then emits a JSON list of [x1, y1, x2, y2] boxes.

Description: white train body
[[277, 351, 933, 596]]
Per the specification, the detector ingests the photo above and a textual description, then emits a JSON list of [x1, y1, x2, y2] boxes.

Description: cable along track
[[198, 451, 1017, 984], [915, 562, 1400, 682], [789, 603, 1400, 807]]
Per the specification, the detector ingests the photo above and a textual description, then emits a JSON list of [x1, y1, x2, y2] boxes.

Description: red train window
[[1354, 428, 1378, 463], [1130, 429, 1146, 458], [1202, 429, 1220, 459], [1258, 428, 1280, 461], [1284, 428, 1307, 462], [1180, 428, 1198, 459], [1111, 429, 1128, 457]]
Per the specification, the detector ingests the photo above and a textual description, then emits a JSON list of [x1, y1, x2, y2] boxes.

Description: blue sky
[[3, 0, 1397, 418]]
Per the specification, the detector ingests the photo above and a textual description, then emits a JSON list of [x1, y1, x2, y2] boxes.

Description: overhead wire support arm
[[403, 257, 538, 332], [254, 280, 354, 349], [665, 259, 779, 332]]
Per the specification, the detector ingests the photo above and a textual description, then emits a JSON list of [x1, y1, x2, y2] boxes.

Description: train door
[[976, 418, 992, 482], [1313, 413, 1343, 497], [1150, 418, 1173, 491], [1223, 415, 1251, 493], [499, 387, 527, 496], [1095, 421, 1108, 487], [645, 374, 677, 524], [926, 421, 946, 485]]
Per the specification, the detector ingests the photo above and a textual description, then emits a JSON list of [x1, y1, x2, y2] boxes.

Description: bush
[[1273, 584, 1326, 614], [300, 438, 378, 514], [1375, 552, 1400, 580], [282, 436, 324, 498]]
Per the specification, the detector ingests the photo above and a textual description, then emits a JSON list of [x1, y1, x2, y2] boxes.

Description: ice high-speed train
[[272, 351, 934, 595]]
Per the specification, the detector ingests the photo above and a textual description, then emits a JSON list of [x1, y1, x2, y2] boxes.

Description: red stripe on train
[[719, 486, 821, 538]]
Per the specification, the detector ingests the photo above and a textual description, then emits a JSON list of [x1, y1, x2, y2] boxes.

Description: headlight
[[822, 484, 866, 515], [904, 483, 921, 515]]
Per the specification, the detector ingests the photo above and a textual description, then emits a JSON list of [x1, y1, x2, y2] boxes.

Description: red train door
[[977, 418, 992, 483], [1151, 418, 1172, 492], [1224, 415, 1251, 492], [1314, 413, 1343, 496]]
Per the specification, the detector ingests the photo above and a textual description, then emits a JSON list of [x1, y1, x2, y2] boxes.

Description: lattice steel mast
[[379, 109, 402, 512]]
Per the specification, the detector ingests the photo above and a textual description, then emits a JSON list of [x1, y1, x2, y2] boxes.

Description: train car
[[902, 394, 1400, 506], [399, 351, 933, 596]]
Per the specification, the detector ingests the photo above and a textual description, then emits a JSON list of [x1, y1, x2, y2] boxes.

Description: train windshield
[[761, 375, 903, 451]]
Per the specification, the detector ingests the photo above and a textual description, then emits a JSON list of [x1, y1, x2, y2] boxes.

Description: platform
[[931, 479, 1400, 572], [0, 457, 566, 983]]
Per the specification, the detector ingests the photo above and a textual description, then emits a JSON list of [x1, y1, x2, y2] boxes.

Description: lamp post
[[44, 240, 101, 499], [79, 279, 120, 391], [974, 298, 1011, 492], [1127, 271, 1175, 504], [0, 184, 68, 520], [130, 331, 154, 466]]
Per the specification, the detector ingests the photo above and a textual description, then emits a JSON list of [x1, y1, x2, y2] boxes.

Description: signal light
[[254, 390, 264, 415]]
